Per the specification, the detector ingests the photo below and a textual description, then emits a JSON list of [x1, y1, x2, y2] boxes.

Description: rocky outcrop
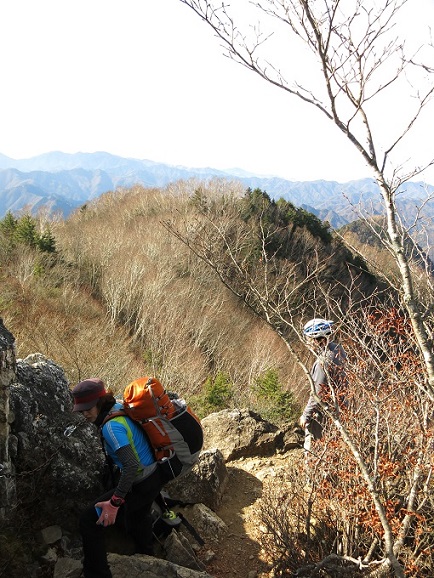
[[0, 318, 16, 519], [201, 408, 286, 461], [9, 353, 105, 529]]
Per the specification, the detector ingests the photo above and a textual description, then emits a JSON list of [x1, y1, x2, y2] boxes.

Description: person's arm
[[300, 359, 326, 426], [112, 444, 140, 498]]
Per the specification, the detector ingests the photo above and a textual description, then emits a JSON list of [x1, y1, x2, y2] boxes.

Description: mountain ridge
[[0, 151, 433, 229]]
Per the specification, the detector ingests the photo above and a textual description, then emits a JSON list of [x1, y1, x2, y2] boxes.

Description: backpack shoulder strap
[[101, 409, 126, 426]]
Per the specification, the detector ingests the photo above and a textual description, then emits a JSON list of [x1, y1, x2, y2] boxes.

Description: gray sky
[[0, 0, 432, 182]]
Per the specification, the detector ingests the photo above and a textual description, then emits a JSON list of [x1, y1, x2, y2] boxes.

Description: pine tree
[[14, 215, 38, 248], [37, 227, 56, 253]]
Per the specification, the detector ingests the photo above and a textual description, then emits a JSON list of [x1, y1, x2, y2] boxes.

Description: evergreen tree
[[0, 211, 18, 238], [0, 211, 18, 253], [37, 227, 56, 253], [14, 215, 38, 248]]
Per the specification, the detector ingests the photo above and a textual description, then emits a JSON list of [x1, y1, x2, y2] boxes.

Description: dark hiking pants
[[303, 412, 324, 454], [79, 467, 163, 578]]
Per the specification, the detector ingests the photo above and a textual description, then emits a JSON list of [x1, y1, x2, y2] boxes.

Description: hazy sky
[[0, 0, 432, 182]]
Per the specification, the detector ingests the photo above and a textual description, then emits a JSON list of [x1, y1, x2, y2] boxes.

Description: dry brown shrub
[[52, 184, 301, 402]]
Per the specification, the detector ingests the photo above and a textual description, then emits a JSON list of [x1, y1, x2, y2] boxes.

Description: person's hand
[[299, 415, 308, 429], [95, 500, 119, 527]]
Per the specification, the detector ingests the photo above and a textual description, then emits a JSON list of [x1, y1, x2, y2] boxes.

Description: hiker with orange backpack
[[72, 378, 165, 578]]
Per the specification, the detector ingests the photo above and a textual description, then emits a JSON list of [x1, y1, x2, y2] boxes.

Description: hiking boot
[[162, 509, 182, 527]]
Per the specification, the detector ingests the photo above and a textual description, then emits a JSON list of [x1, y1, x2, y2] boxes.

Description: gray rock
[[53, 557, 83, 578], [281, 424, 304, 451], [107, 552, 214, 577], [177, 503, 227, 543], [8, 354, 105, 529], [201, 408, 283, 461], [202, 550, 216, 563], [40, 546, 58, 564], [0, 319, 16, 519], [164, 530, 206, 571], [165, 449, 228, 511], [40, 524, 62, 545]]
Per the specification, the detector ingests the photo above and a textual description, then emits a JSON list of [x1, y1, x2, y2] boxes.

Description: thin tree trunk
[[376, 174, 434, 400]]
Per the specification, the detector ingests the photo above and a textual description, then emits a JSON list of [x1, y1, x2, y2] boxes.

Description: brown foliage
[[1, 183, 298, 410], [257, 306, 434, 576]]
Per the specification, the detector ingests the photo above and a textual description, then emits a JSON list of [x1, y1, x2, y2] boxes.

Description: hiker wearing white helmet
[[299, 318, 347, 453]]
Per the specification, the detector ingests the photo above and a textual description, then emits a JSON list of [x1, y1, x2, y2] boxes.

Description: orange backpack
[[104, 377, 203, 480]]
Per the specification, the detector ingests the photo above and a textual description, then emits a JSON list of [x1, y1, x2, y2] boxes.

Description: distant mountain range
[[0, 151, 433, 229]]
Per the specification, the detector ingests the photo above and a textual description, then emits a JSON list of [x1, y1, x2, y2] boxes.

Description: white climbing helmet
[[303, 318, 334, 338]]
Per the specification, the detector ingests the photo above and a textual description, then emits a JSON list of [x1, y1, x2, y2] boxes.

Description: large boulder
[[175, 503, 227, 544], [108, 553, 213, 578], [165, 449, 228, 511], [9, 353, 105, 528], [201, 408, 284, 461]]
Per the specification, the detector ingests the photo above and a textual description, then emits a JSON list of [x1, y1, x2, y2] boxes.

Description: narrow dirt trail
[[204, 451, 302, 578]]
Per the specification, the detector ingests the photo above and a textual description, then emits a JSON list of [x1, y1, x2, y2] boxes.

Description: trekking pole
[[177, 513, 205, 546]]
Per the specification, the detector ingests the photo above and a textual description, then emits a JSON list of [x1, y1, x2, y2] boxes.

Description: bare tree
[[179, 0, 434, 397]]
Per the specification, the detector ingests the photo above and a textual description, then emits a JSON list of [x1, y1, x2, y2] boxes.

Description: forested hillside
[[0, 179, 377, 422]]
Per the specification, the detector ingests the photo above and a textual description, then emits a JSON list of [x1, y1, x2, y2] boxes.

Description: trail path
[[204, 450, 302, 578]]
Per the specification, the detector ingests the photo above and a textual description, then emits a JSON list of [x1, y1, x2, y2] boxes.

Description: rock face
[[9, 353, 105, 529], [0, 318, 16, 519]]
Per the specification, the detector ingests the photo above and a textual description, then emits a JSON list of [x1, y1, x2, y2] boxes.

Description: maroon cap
[[72, 378, 106, 412]]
